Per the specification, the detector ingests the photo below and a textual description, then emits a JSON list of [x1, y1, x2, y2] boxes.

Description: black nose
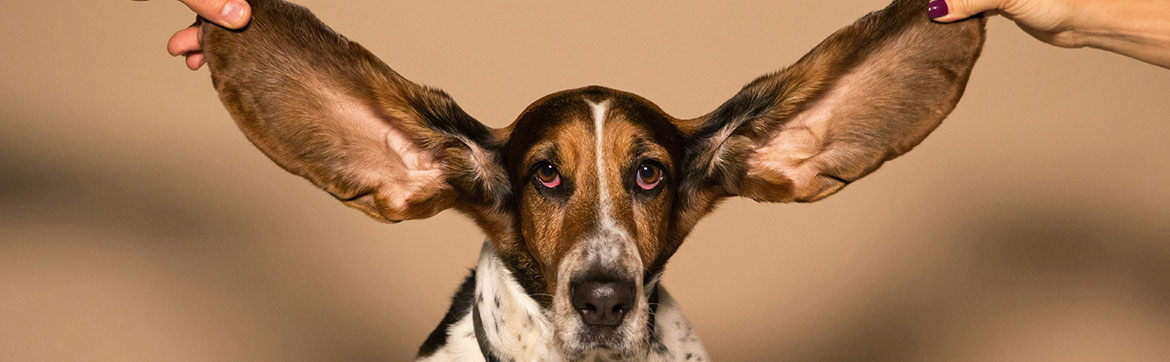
[[571, 279, 635, 327]]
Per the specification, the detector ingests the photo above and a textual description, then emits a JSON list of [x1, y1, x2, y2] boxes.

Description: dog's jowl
[[198, 0, 985, 360]]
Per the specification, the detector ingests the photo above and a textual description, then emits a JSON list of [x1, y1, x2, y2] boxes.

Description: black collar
[[471, 301, 502, 362]]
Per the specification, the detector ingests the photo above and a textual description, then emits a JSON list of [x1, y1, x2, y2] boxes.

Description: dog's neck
[[473, 241, 562, 360], [418, 241, 708, 362]]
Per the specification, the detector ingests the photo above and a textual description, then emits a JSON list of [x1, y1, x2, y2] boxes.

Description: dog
[[197, 0, 984, 360]]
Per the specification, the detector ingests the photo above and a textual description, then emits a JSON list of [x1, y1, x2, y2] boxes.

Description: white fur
[[418, 242, 707, 361], [477, 242, 562, 360], [425, 99, 705, 360], [415, 312, 481, 362], [588, 99, 616, 226], [541, 99, 654, 358], [648, 289, 709, 361]]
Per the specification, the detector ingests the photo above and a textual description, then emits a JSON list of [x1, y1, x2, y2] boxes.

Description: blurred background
[[3, 0, 1169, 361]]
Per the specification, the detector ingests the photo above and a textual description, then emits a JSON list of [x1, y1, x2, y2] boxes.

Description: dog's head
[[200, 0, 984, 357]]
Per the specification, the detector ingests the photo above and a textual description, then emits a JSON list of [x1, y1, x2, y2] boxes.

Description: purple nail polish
[[927, 0, 949, 18]]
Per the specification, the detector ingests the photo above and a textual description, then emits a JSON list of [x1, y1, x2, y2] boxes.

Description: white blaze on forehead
[[585, 98, 628, 266], [546, 99, 651, 357], [587, 99, 615, 225]]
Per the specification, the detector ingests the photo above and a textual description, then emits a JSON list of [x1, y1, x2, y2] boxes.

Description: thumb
[[179, 0, 251, 29], [928, 0, 1005, 22]]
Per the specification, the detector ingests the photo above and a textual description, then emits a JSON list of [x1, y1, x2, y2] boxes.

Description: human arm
[[930, 0, 1170, 69]]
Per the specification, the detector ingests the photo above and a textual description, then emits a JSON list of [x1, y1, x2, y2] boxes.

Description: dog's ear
[[200, 0, 507, 223], [681, 0, 985, 209]]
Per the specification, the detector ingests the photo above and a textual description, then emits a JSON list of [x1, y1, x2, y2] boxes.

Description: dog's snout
[[570, 279, 635, 327]]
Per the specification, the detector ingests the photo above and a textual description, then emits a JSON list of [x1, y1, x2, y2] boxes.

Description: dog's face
[[199, 0, 984, 357], [503, 89, 687, 354]]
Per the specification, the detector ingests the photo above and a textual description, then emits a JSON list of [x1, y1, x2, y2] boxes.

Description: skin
[[136, 0, 253, 70], [932, 0, 1170, 69]]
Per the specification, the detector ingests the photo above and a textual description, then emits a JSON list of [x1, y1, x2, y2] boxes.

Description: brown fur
[[199, 0, 985, 354], [518, 119, 595, 290]]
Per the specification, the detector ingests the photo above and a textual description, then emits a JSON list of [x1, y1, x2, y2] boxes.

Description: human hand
[[928, 0, 1170, 68], [150, 0, 252, 70], [928, 0, 1085, 47]]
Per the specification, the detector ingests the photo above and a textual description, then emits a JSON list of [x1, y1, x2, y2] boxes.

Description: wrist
[[1069, 0, 1170, 67]]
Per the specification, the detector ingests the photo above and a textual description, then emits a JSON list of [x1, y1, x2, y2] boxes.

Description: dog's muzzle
[[571, 275, 636, 328]]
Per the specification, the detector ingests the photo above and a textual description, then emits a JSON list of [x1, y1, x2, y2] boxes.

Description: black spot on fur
[[647, 286, 668, 356], [417, 271, 476, 358], [472, 297, 504, 362]]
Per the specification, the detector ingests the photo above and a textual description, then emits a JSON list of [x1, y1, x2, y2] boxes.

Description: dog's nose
[[571, 279, 635, 327]]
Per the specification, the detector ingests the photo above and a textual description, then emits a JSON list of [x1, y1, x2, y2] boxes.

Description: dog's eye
[[534, 162, 561, 188], [635, 162, 663, 190]]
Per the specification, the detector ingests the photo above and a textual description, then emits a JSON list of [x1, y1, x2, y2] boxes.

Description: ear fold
[[200, 0, 507, 222], [686, 0, 985, 204]]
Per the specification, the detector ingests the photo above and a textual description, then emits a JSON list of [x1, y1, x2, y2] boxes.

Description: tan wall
[[3, 0, 1169, 360]]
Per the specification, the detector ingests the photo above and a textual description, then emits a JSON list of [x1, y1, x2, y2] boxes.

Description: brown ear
[[685, 0, 986, 204], [200, 0, 507, 222]]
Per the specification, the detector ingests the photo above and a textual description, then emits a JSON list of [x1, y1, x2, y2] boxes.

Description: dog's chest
[[418, 288, 708, 362], [417, 243, 708, 361]]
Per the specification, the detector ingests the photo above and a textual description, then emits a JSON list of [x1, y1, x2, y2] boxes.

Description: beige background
[[3, 0, 1170, 361]]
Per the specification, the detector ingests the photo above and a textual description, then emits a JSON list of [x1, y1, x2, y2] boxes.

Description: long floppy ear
[[684, 0, 985, 205], [200, 0, 507, 223]]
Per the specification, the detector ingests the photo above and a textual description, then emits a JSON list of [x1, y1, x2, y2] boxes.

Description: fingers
[[150, 0, 248, 71], [167, 26, 200, 56], [178, 0, 251, 29], [928, 0, 1008, 22], [185, 52, 206, 70], [168, 26, 206, 70]]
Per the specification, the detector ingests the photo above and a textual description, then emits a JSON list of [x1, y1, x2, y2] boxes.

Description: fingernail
[[927, 0, 949, 18], [220, 1, 246, 26]]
